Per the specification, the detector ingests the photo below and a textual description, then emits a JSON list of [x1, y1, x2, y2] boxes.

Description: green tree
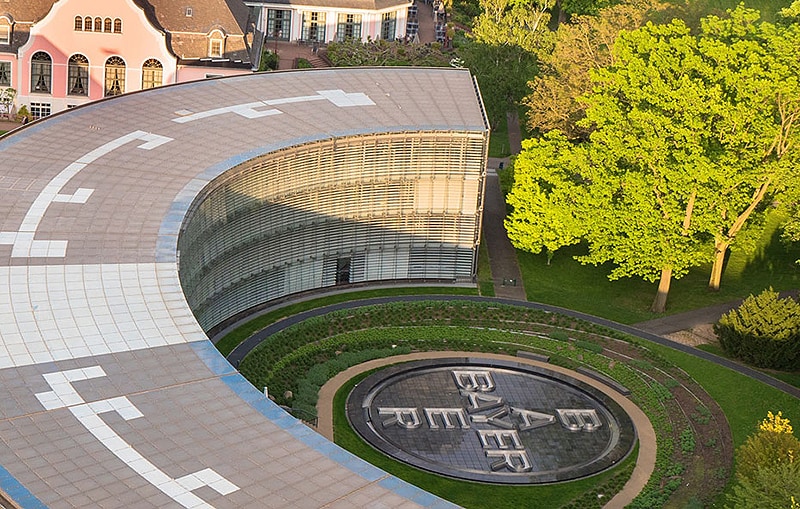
[[509, 19, 718, 312], [696, 8, 800, 290], [525, 0, 665, 139], [730, 412, 800, 508], [471, 0, 553, 54]]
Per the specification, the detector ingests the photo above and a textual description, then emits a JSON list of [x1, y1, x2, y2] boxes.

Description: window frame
[[266, 9, 291, 41], [114, 18, 122, 33], [141, 58, 163, 89], [104, 56, 126, 97], [85, 16, 93, 31], [381, 12, 396, 41], [0, 23, 10, 45], [67, 54, 89, 96], [336, 13, 362, 42], [301, 12, 326, 43], [29, 102, 51, 120], [30, 51, 52, 94], [0, 60, 10, 87], [74, 16, 83, 31], [209, 30, 225, 58]]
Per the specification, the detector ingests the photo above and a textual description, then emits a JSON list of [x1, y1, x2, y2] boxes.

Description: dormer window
[[0, 21, 10, 44], [209, 30, 224, 57], [185, 7, 193, 17]]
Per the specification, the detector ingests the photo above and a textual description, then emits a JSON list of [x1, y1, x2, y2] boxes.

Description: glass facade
[[178, 130, 487, 330], [267, 9, 291, 40]]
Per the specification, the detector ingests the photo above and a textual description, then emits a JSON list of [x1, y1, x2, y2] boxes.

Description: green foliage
[[680, 426, 696, 454], [728, 461, 800, 509], [326, 39, 451, 67], [259, 49, 279, 71], [729, 416, 800, 508], [508, 5, 800, 311], [735, 427, 800, 482], [295, 58, 313, 69], [458, 40, 538, 128], [715, 288, 800, 370]]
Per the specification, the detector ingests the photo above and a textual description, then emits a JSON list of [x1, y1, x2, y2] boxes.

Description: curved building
[[0, 67, 487, 508]]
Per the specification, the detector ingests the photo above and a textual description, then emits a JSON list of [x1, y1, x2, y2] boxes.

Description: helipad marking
[[171, 89, 375, 123], [35, 366, 239, 509], [0, 131, 173, 258]]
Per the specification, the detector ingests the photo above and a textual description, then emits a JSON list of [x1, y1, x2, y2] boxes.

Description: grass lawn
[[0, 130, 7, 136], [517, 212, 800, 324], [488, 113, 510, 158]]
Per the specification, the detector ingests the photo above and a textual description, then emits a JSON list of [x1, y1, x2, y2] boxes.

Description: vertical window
[[31, 52, 52, 93], [94, 17, 102, 31], [30, 102, 51, 119], [104, 18, 112, 32], [68, 54, 89, 96], [209, 31, 224, 57], [336, 13, 361, 42], [381, 12, 396, 41], [267, 10, 290, 40], [114, 18, 122, 33], [186, 7, 193, 17], [302, 12, 325, 42], [74, 16, 83, 31], [0, 61, 10, 87], [141, 59, 163, 89], [104, 56, 125, 96], [85, 16, 93, 31], [0, 23, 9, 45]]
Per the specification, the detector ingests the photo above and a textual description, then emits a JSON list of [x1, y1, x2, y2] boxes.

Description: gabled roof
[[138, 0, 253, 61], [1, 0, 253, 62], [247, 0, 411, 11]]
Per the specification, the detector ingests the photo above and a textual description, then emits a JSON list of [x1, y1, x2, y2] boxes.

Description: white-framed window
[[84, 16, 93, 31], [104, 56, 125, 96], [74, 16, 83, 31], [114, 18, 122, 33], [142, 59, 163, 89], [68, 54, 89, 96], [94, 17, 102, 32], [186, 7, 193, 17], [30, 102, 51, 119], [267, 10, 291, 40], [336, 13, 361, 42], [0, 61, 10, 87], [31, 52, 52, 93], [0, 23, 10, 45], [209, 30, 224, 57], [381, 12, 396, 41], [301, 12, 325, 42], [104, 18, 112, 32]]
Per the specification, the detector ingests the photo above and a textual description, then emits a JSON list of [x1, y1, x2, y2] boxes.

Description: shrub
[[714, 288, 800, 370], [259, 49, 279, 71], [736, 412, 800, 483]]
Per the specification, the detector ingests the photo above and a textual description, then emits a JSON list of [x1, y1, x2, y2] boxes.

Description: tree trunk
[[708, 240, 729, 291], [651, 266, 672, 313]]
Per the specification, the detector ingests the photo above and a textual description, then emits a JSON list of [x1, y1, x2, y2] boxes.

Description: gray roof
[[0, 67, 486, 509]]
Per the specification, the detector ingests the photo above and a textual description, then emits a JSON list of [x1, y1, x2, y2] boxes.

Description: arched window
[[209, 30, 224, 57], [68, 54, 89, 96], [141, 59, 163, 89], [94, 17, 102, 32], [104, 18, 112, 32], [85, 16, 93, 31], [30, 52, 52, 93], [74, 16, 83, 31], [104, 56, 125, 96], [114, 18, 122, 33]]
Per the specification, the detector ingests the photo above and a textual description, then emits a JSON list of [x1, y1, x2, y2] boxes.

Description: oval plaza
[[0, 67, 489, 508]]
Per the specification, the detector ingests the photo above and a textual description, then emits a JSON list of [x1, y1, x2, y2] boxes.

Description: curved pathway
[[226, 294, 800, 399]]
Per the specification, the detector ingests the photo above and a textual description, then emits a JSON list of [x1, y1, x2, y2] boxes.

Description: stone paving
[[0, 68, 482, 509]]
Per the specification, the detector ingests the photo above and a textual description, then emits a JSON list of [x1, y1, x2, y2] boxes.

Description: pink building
[[0, 0, 256, 118]]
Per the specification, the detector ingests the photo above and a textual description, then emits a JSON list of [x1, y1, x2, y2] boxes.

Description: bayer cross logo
[[347, 359, 636, 484]]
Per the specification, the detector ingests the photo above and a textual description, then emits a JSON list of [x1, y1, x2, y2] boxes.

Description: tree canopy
[[506, 6, 800, 312]]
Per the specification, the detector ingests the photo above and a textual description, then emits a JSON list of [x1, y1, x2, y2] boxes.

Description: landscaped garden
[[232, 299, 800, 508]]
